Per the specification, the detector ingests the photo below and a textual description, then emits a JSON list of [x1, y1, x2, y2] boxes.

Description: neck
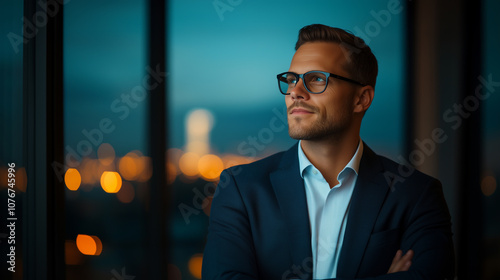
[[300, 132, 360, 186]]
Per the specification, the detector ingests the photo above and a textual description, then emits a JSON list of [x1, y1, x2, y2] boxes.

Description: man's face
[[286, 42, 359, 141]]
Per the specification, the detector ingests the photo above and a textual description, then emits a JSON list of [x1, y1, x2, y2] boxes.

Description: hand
[[387, 249, 414, 273]]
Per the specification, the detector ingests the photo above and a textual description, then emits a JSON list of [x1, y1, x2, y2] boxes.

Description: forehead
[[289, 42, 348, 74]]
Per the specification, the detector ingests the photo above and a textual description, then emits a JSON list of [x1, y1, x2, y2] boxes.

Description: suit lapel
[[337, 144, 390, 278], [270, 143, 312, 279]]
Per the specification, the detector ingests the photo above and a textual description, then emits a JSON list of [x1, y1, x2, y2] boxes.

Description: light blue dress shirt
[[298, 140, 363, 279]]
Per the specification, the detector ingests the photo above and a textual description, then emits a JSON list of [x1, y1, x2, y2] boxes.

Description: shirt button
[[312, 170, 318, 175]]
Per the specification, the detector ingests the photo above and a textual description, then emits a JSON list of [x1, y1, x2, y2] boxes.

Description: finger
[[387, 250, 403, 273], [399, 260, 412, 272], [392, 250, 403, 263], [388, 249, 414, 273], [397, 250, 414, 272], [401, 250, 414, 263], [390, 250, 402, 265]]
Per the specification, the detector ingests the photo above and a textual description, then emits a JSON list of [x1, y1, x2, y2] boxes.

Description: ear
[[353, 85, 374, 114]]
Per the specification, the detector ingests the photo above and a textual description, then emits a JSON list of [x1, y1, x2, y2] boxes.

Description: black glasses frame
[[277, 70, 366, 95]]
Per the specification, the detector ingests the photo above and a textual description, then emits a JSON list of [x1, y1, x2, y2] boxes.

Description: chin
[[288, 127, 314, 140], [288, 123, 348, 141]]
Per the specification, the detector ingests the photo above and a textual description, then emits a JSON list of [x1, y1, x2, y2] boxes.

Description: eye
[[312, 76, 325, 82], [306, 72, 327, 84], [285, 74, 297, 85]]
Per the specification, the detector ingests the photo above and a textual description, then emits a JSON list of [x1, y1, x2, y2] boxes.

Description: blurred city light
[[65, 168, 82, 191], [76, 234, 103, 256], [198, 154, 224, 181], [118, 151, 146, 181], [116, 181, 135, 203], [97, 143, 116, 166], [185, 109, 214, 155], [179, 152, 200, 177], [481, 175, 497, 196], [135, 156, 152, 182], [100, 171, 122, 193], [188, 253, 203, 279]]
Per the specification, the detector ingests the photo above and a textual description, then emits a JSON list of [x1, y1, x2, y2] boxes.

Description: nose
[[289, 78, 310, 101]]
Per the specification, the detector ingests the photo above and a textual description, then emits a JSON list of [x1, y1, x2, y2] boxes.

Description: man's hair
[[295, 24, 378, 88]]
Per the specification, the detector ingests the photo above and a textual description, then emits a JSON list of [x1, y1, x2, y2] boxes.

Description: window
[[63, 1, 150, 278]]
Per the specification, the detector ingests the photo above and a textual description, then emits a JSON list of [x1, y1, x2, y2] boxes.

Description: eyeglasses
[[277, 70, 366, 95]]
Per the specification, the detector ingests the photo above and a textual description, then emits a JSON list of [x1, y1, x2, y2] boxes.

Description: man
[[202, 24, 454, 279]]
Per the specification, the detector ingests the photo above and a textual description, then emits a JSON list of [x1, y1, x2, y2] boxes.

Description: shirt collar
[[298, 140, 364, 179]]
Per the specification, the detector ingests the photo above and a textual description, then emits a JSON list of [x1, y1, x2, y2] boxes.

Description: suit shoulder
[[216, 150, 289, 196]]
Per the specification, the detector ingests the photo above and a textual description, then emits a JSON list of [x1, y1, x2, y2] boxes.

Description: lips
[[288, 103, 317, 115], [290, 108, 313, 114]]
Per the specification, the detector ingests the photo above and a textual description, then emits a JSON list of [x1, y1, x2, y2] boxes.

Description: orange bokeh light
[[186, 141, 210, 156], [481, 175, 497, 196], [179, 152, 200, 177], [188, 253, 203, 279], [119, 155, 137, 180], [100, 171, 122, 193], [118, 151, 146, 181], [65, 168, 82, 191], [136, 156, 152, 182], [198, 154, 224, 181], [97, 143, 116, 166], [76, 234, 102, 256], [116, 181, 135, 203]]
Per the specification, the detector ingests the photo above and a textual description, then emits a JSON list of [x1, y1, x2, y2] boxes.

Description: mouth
[[288, 103, 317, 115], [290, 108, 314, 115]]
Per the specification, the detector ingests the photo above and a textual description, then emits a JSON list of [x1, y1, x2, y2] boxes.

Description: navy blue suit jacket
[[202, 143, 454, 279]]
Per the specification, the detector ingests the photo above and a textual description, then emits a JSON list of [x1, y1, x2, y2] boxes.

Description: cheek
[[317, 97, 336, 114], [319, 97, 348, 120]]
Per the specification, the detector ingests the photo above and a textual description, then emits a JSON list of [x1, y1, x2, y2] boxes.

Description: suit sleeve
[[202, 169, 259, 280], [334, 178, 455, 280]]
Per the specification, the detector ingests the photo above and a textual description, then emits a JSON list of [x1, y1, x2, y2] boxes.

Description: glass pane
[[63, 1, 148, 279], [168, 1, 405, 279], [482, 0, 500, 278], [0, 2, 24, 280]]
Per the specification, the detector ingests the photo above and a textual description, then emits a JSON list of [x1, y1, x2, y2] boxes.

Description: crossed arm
[[387, 250, 413, 273], [202, 171, 454, 280]]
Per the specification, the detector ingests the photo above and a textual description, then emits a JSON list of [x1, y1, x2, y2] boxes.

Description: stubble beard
[[288, 106, 353, 141]]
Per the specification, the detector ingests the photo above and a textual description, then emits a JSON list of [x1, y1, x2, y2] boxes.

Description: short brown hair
[[295, 24, 378, 88]]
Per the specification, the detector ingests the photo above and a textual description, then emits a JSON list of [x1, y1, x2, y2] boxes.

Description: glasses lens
[[278, 73, 297, 95], [304, 72, 328, 93]]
